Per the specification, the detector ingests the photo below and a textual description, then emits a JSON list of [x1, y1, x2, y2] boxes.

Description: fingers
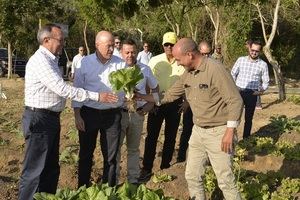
[[75, 119, 85, 132], [221, 142, 232, 153], [99, 92, 119, 103]]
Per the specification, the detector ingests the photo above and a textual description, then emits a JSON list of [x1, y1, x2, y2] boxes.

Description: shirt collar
[[39, 45, 57, 60], [164, 53, 175, 64], [190, 56, 207, 74], [247, 55, 260, 63]]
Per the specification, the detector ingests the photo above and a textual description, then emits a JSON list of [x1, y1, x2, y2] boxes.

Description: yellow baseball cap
[[162, 32, 177, 45]]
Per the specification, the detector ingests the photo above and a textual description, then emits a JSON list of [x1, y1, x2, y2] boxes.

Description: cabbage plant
[[109, 66, 143, 112]]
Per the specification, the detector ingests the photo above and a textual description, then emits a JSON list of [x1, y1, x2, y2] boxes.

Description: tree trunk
[[7, 42, 12, 79], [263, 46, 286, 101], [83, 20, 90, 55]]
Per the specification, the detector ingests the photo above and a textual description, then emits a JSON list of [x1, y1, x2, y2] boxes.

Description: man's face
[[45, 27, 65, 56], [121, 44, 137, 66], [249, 43, 261, 60], [96, 37, 114, 60], [216, 47, 221, 54], [114, 38, 121, 50], [143, 43, 149, 52], [78, 47, 85, 56], [172, 47, 192, 71], [163, 43, 174, 57], [199, 46, 211, 57]]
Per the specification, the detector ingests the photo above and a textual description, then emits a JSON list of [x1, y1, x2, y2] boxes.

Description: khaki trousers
[[117, 111, 144, 183], [185, 125, 241, 200]]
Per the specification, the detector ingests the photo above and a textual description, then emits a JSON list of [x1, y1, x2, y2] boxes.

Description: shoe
[[138, 169, 153, 183], [255, 106, 262, 110], [176, 157, 186, 163], [160, 163, 171, 170]]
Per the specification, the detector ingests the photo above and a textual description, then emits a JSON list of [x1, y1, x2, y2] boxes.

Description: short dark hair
[[37, 23, 61, 45], [121, 38, 137, 49], [250, 40, 263, 48]]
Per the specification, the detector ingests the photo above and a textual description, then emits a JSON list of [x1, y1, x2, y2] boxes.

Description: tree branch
[[254, 3, 268, 44]]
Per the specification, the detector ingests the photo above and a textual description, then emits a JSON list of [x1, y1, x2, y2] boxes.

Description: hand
[[221, 128, 235, 153], [74, 111, 85, 132], [136, 102, 155, 116], [253, 91, 263, 95], [99, 92, 118, 103], [134, 92, 155, 102], [179, 100, 190, 113]]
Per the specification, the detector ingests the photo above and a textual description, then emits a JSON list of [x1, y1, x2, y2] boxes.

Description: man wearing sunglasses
[[231, 40, 269, 139], [138, 32, 185, 182]]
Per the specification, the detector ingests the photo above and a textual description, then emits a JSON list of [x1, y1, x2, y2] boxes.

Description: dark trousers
[[177, 106, 194, 161], [19, 109, 60, 200], [142, 98, 182, 171], [240, 90, 257, 139], [78, 106, 121, 187]]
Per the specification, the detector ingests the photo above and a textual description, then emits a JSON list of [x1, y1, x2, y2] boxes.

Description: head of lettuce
[[109, 66, 144, 112]]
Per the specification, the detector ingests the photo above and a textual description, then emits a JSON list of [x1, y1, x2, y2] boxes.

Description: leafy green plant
[[34, 181, 176, 200], [203, 166, 217, 199], [271, 178, 300, 199], [59, 146, 79, 165], [287, 95, 300, 105], [152, 173, 173, 183], [270, 115, 300, 134], [109, 66, 143, 112]]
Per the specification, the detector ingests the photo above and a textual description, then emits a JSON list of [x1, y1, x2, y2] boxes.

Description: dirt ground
[[0, 78, 299, 200]]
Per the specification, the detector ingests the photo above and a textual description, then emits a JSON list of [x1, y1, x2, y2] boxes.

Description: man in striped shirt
[[231, 40, 269, 139], [18, 24, 118, 200]]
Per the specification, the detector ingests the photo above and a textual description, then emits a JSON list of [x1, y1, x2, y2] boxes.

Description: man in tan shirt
[[137, 38, 243, 200]]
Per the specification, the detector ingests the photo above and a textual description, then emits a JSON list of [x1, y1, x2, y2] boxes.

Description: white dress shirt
[[113, 48, 122, 58], [25, 46, 99, 112], [71, 54, 84, 74], [137, 50, 152, 65], [72, 54, 126, 110], [134, 62, 158, 108]]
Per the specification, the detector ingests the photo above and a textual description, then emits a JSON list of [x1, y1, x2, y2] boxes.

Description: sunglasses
[[201, 52, 210, 56], [163, 43, 174, 47]]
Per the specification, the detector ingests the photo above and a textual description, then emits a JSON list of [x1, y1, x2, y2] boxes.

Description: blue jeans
[[19, 108, 60, 200]]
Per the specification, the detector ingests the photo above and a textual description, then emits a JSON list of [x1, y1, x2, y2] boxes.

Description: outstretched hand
[[99, 92, 118, 103]]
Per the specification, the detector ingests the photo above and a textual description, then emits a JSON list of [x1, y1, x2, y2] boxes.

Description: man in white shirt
[[70, 46, 85, 79], [137, 42, 152, 65], [117, 38, 158, 184], [113, 35, 122, 58], [72, 31, 126, 188], [18, 24, 118, 200]]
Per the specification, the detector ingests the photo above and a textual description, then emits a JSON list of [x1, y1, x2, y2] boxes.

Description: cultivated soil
[[0, 78, 299, 200]]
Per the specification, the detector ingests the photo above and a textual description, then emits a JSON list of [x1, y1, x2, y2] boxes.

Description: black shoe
[[160, 163, 171, 170], [138, 169, 153, 183], [176, 157, 186, 163]]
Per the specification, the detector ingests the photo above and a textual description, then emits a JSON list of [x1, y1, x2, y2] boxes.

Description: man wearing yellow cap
[[138, 32, 185, 182]]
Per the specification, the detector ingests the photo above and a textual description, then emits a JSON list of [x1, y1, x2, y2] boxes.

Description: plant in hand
[[109, 66, 143, 112]]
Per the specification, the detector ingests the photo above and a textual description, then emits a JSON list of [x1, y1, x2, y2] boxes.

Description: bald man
[[72, 31, 126, 187], [198, 40, 212, 57], [137, 38, 243, 199]]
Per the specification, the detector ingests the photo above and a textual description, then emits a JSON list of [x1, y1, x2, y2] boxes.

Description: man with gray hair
[[18, 24, 118, 200]]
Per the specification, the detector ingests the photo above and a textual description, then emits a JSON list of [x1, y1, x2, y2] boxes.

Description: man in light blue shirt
[[231, 40, 269, 139], [72, 31, 126, 187]]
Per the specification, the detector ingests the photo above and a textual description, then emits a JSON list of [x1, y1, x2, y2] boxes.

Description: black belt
[[200, 126, 216, 129], [238, 87, 256, 92], [25, 106, 61, 116], [82, 106, 120, 113]]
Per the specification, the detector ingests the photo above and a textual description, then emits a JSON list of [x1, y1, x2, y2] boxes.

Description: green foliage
[[271, 178, 300, 200], [270, 115, 300, 133], [287, 95, 300, 105], [109, 66, 144, 99], [203, 166, 217, 199], [59, 146, 79, 165], [152, 173, 174, 183], [0, 137, 9, 146], [34, 182, 175, 200]]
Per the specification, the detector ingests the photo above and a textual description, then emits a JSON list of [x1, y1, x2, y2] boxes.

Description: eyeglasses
[[115, 41, 121, 44], [79, 50, 84, 52], [49, 37, 64, 43], [201, 52, 210, 56], [163, 43, 174, 47], [144, 46, 149, 48]]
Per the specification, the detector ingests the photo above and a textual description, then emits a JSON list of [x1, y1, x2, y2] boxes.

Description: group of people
[[18, 23, 269, 200]]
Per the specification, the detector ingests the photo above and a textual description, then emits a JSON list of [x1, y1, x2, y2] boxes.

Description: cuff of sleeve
[[152, 92, 161, 106], [88, 91, 99, 102], [227, 121, 239, 128]]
